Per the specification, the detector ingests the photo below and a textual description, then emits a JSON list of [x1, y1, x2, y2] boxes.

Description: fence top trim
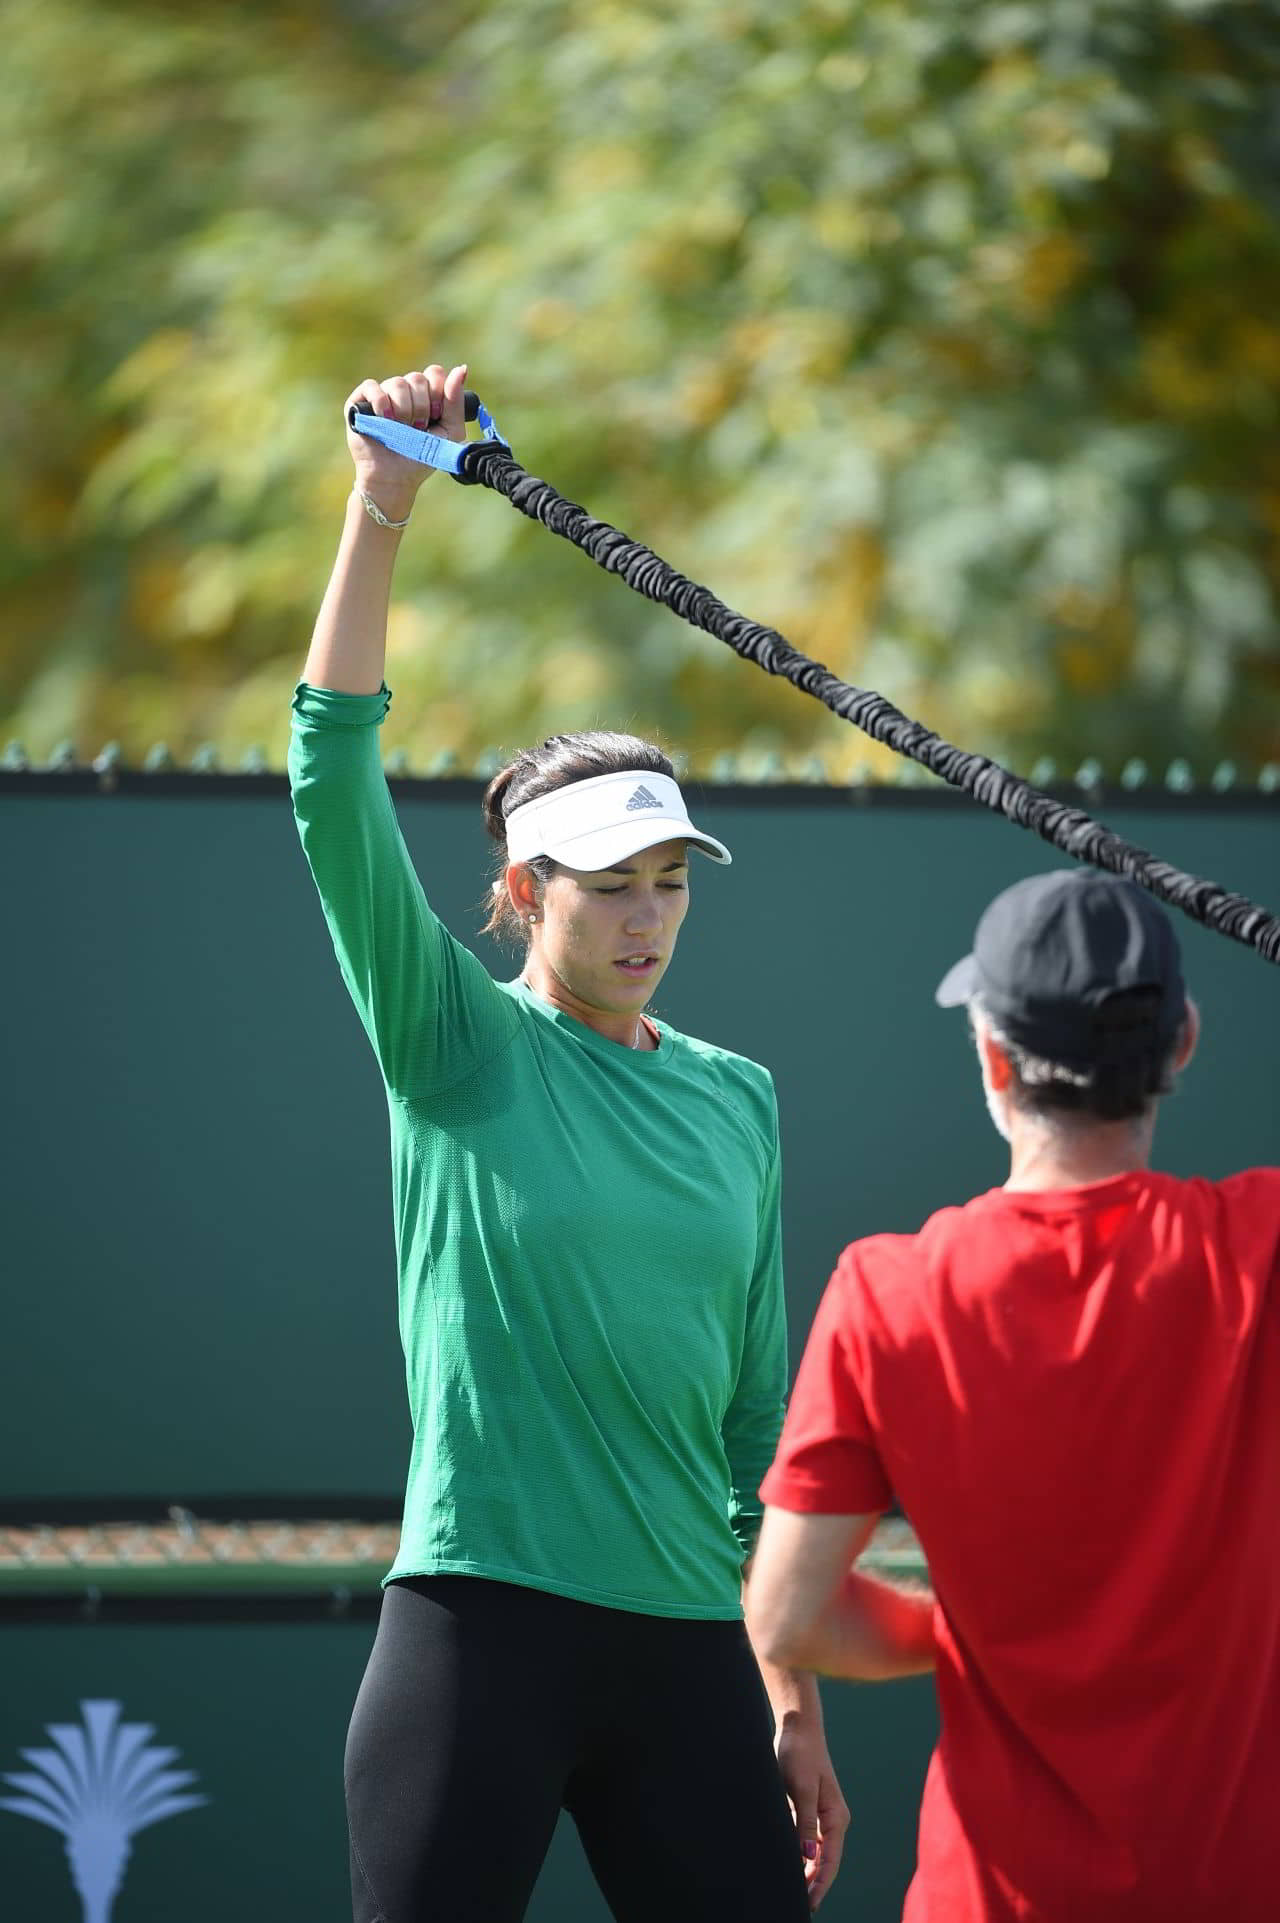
[[3, 767, 1278, 811]]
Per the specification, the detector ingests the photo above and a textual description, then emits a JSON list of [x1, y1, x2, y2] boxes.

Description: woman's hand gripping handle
[[301, 360, 469, 696], [346, 362, 471, 527]]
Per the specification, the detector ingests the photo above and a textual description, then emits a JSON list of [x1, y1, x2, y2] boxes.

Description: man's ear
[[973, 1013, 1014, 1092]]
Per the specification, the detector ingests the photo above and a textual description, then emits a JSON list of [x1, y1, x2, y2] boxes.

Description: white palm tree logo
[[0, 1698, 207, 1923]]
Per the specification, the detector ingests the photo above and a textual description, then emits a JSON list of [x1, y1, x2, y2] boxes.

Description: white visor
[[504, 770, 732, 872]]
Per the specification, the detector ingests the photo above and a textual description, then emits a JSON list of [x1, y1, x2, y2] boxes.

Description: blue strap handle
[[346, 388, 509, 482]]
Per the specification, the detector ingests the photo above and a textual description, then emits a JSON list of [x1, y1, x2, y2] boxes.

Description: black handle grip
[[348, 389, 481, 428]]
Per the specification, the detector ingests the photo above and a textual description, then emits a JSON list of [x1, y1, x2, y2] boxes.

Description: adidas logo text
[[625, 785, 662, 811]]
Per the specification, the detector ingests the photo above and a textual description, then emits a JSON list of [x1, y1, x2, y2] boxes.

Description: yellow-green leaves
[[2, 0, 1278, 777]]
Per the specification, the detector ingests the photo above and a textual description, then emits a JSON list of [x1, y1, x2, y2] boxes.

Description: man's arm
[[746, 1508, 936, 1683]]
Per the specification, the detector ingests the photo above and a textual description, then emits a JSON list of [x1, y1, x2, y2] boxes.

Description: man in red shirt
[[747, 868, 1280, 1923]]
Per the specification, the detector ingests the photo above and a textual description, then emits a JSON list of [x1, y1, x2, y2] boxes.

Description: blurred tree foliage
[[3, 0, 1280, 777]]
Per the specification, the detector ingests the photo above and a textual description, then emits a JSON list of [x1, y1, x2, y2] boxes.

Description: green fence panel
[[0, 1613, 936, 1923], [2, 780, 1277, 1504]]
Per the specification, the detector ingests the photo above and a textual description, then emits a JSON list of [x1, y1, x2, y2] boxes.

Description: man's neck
[[1004, 1112, 1156, 1193]]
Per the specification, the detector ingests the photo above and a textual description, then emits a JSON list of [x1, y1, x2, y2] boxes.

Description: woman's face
[[518, 838, 692, 1031]]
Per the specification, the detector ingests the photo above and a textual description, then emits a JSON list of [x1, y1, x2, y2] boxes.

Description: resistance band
[[349, 394, 1280, 966]]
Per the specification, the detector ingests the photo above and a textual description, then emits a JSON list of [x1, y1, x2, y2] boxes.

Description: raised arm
[[303, 362, 469, 694], [289, 362, 515, 1099]]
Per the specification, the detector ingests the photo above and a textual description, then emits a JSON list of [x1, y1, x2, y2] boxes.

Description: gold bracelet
[[355, 488, 412, 531]]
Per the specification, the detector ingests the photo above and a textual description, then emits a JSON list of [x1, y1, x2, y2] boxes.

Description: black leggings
[[345, 1576, 812, 1923]]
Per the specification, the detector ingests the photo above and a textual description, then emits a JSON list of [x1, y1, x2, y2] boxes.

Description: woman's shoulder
[[662, 1024, 778, 1123]]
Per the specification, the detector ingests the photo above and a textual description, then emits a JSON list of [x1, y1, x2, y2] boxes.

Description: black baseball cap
[[935, 869, 1187, 1069]]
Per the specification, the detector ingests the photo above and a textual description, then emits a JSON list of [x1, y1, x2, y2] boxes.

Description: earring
[[527, 913, 538, 924]]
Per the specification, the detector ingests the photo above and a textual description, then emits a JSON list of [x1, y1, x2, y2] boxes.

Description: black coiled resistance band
[[349, 394, 1280, 967]]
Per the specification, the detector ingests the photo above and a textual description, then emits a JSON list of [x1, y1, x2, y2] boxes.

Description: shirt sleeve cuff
[[759, 1459, 892, 1516], [292, 681, 392, 726]]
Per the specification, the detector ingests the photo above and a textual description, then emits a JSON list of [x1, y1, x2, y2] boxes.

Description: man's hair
[[972, 988, 1182, 1123]]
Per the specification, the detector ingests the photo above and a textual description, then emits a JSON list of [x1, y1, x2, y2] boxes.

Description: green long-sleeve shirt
[[289, 683, 787, 1617]]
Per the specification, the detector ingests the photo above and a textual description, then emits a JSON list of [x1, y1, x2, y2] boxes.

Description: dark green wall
[[3, 781, 1277, 1505]]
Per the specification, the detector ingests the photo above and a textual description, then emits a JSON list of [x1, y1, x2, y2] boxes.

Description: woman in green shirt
[[290, 359, 847, 1921]]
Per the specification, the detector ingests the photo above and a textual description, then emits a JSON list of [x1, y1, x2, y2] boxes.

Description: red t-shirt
[[761, 1169, 1280, 1923]]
